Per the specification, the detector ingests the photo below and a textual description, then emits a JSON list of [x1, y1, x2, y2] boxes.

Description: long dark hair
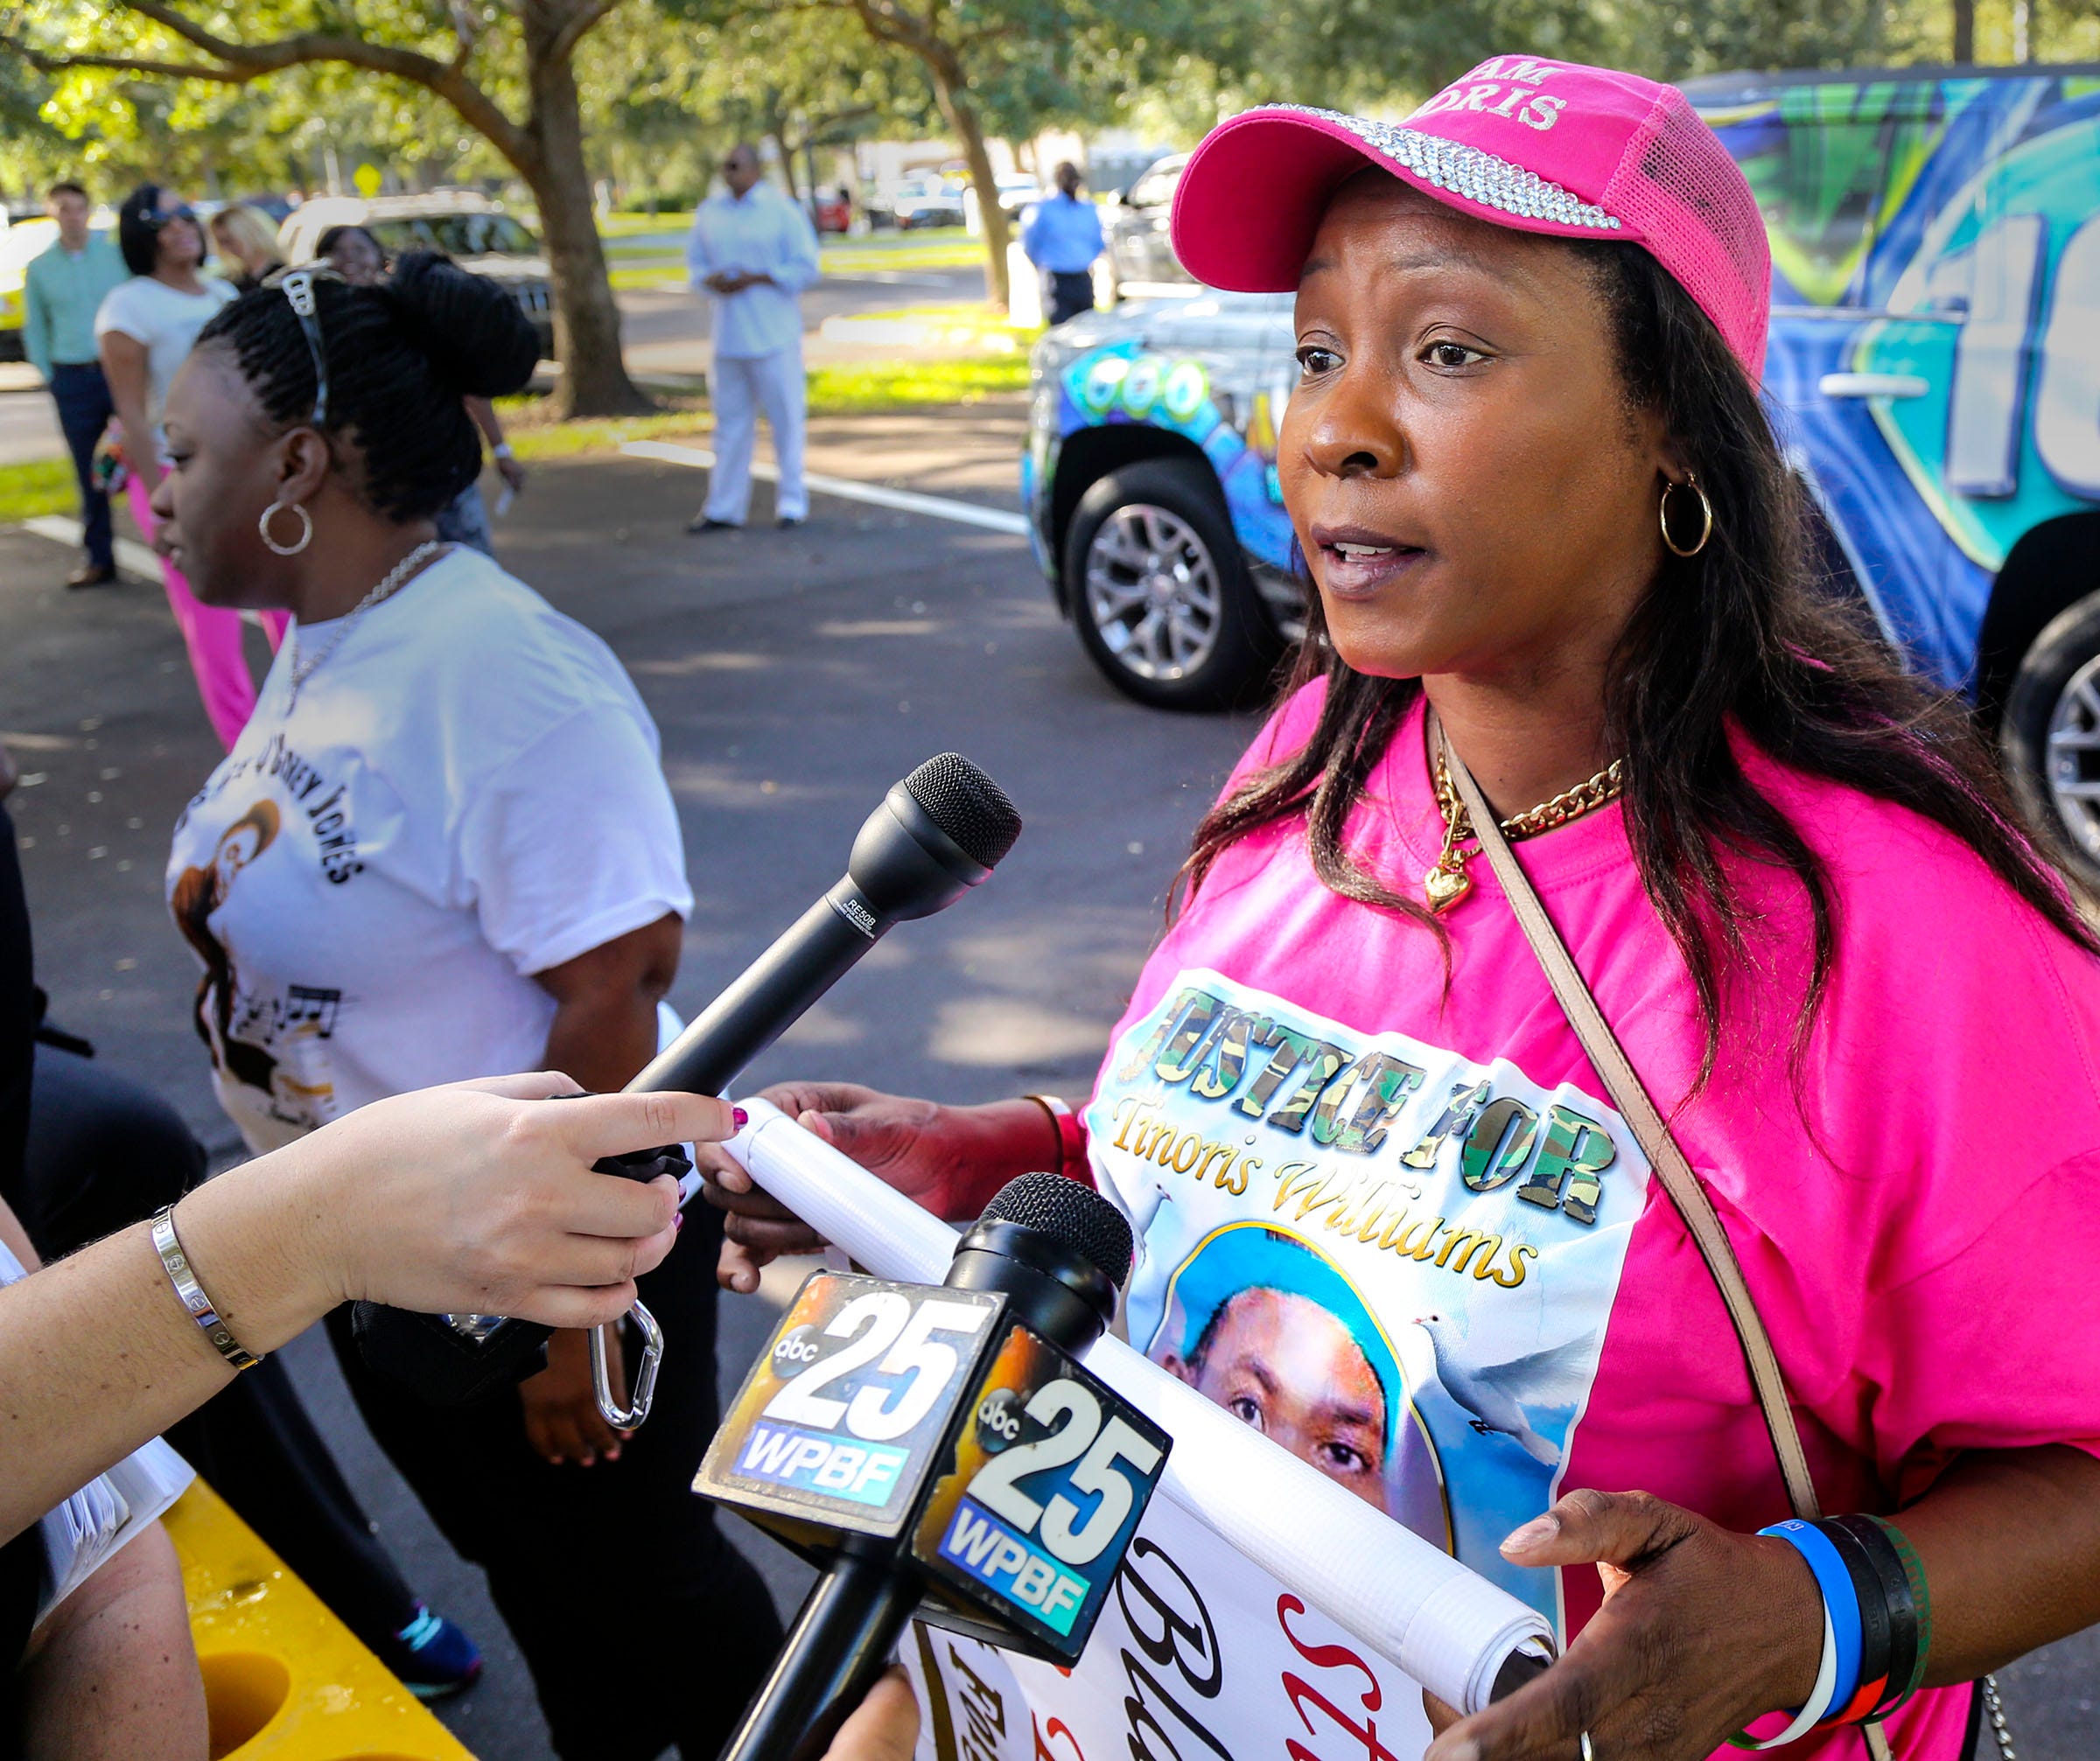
[[1180, 241, 2098, 1088]]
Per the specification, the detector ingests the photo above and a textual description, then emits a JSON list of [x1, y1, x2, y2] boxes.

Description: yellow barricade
[[164, 1479, 478, 1761]]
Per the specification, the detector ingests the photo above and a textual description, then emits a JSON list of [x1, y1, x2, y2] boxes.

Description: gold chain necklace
[[1424, 739, 1625, 913]]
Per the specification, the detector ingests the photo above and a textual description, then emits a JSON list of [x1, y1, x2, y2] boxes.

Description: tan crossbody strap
[[1440, 734, 1819, 1513], [1442, 730, 1898, 1760]]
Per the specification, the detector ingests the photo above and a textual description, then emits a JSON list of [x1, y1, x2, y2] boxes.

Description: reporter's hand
[[263, 1072, 734, 1330], [1423, 1489, 1824, 1761], [826, 1667, 919, 1761], [521, 1325, 627, 1466], [695, 1081, 962, 1292]]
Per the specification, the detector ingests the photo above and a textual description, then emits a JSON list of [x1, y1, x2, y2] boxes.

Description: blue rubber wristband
[[1761, 1519, 1863, 1718]]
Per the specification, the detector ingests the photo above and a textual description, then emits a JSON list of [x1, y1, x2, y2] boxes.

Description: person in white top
[[149, 253, 783, 1756], [684, 144, 822, 531], [96, 185, 286, 751]]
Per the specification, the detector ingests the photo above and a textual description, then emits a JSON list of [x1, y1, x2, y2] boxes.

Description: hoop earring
[[259, 499, 313, 557], [1660, 472, 1712, 558]]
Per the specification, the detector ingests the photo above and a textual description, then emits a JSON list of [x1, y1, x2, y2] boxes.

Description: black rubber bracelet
[[1830, 1514, 1920, 1718], [1813, 1518, 1894, 1721]]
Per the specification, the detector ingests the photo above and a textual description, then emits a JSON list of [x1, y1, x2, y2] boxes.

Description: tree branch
[[50, 2, 539, 171], [545, 0, 626, 69], [0, 39, 250, 84]]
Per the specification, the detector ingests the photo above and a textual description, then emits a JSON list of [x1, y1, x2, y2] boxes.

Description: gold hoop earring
[[259, 500, 313, 557], [1660, 472, 1712, 558]]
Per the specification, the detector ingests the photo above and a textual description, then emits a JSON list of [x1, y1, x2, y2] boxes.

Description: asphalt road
[[3, 417, 2093, 1758]]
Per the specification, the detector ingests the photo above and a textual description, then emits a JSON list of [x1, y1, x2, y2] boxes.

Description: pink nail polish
[[732, 1106, 749, 1130], [673, 1212, 685, 1232]]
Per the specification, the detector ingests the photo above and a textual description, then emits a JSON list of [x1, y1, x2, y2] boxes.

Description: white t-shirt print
[[166, 546, 692, 1153]]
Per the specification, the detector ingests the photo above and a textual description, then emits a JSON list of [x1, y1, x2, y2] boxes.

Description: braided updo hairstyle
[[195, 251, 540, 523]]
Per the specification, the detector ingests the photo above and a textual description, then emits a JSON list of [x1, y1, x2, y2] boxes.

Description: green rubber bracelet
[[1866, 1515, 1932, 1709]]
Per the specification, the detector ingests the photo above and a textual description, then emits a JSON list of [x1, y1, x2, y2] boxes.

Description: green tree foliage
[[662, 0, 1238, 309], [3, 0, 649, 416]]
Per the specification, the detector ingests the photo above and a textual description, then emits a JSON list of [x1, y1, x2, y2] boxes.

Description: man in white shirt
[[684, 145, 822, 532]]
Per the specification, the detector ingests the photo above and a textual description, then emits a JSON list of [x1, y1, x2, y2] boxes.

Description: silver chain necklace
[[288, 541, 446, 706]]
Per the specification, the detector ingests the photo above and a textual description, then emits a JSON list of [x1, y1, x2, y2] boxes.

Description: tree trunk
[[928, 65, 1010, 311], [522, 3, 651, 416], [1953, 0, 1975, 61]]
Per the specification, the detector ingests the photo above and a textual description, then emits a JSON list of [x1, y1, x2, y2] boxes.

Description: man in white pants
[[685, 144, 822, 532]]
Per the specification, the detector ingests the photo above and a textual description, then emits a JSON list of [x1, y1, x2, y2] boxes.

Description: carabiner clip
[[591, 1299, 663, 1430]]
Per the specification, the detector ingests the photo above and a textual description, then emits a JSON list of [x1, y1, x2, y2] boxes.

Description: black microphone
[[697, 1176, 1168, 1761], [352, 754, 1023, 1407]]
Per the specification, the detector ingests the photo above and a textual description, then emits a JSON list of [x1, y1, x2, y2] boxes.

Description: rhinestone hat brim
[[1259, 104, 1623, 234]]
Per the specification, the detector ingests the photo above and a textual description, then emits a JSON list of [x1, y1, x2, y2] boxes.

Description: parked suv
[[278, 192, 555, 360], [1099, 154, 1191, 301], [1022, 65, 2100, 884]]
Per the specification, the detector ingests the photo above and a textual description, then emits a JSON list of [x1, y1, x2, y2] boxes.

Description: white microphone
[[722, 1099, 1554, 1714]]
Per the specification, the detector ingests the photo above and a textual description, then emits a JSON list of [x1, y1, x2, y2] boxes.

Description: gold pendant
[[1424, 861, 1472, 913]]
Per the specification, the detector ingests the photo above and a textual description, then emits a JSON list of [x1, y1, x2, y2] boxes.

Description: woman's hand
[[1424, 1489, 1823, 1761], [521, 1326, 629, 1467], [694, 1083, 1060, 1293], [825, 1667, 920, 1761], [242, 1073, 733, 1331], [695, 1082, 956, 1291]]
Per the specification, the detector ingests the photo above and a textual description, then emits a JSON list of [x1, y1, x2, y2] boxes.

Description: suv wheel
[[2001, 585, 2100, 892], [1062, 458, 1280, 710]]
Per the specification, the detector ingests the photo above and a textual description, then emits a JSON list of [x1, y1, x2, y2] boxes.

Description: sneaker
[[382, 1603, 483, 1700], [686, 515, 739, 534]]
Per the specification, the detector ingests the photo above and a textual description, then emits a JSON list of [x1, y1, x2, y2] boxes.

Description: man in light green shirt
[[23, 182, 127, 586]]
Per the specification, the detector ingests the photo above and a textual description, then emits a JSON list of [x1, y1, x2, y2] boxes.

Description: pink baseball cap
[[1171, 56, 1771, 378]]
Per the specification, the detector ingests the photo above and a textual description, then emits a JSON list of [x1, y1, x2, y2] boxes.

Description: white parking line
[[22, 515, 161, 581], [619, 439, 1032, 538], [18, 515, 270, 625]]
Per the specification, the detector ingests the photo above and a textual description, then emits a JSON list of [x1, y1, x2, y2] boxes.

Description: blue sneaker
[[383, 1603, 483, 1700]]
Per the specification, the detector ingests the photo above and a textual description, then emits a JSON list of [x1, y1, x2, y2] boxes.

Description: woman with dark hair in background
[[96, 185, 286, 749], [318, 222, 527, 556], [148, 251, 780, 1758], [704, 59, 2100, 1761]]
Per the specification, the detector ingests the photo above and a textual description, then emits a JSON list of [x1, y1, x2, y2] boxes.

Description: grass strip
[[493, 353, 1026, 463], [0, 458, 78, 524]]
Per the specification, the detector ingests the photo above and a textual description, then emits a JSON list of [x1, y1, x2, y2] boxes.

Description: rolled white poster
[[723, 1098, 1554, 1714]]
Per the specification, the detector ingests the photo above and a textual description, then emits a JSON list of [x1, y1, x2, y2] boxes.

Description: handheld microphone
[[351, 753, 1023, 1410], [696, 1175, 1169, 1761]]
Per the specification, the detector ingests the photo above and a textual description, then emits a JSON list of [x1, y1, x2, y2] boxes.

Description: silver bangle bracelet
[[150, 1203, 262, 1371]]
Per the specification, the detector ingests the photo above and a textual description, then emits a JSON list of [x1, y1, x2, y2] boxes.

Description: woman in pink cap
[[701, 58, 2100, 1761]]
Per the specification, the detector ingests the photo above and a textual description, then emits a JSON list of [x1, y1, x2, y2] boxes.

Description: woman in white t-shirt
[[96, 185, 286, 751], [149, 254, 783, 1758]]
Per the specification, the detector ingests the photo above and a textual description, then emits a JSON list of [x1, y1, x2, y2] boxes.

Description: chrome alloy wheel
[[1082, 502, 1222, 681], [2047, 649, 2100, 863]]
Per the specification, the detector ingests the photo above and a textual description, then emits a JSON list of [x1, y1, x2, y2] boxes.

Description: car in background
[[1021, 66, 2100, 891], [1100, 154, 1192, 301], [278, 192, 556, 360], [885, 175, 969, 230], [811, 188, 853, 234], [0, 218, 61, 363]]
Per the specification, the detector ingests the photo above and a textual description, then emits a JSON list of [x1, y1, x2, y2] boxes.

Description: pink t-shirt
[[1083, 682, 2100, 1759]]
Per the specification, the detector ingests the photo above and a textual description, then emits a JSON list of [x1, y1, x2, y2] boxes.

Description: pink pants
[[127, 473, 289, 750]]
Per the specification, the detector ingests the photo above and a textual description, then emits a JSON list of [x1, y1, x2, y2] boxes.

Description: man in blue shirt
[[22, 183, 126, 587], [1021, 163, 1105, 327]]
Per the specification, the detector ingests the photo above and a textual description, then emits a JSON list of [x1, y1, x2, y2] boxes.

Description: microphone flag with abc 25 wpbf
[[695, 1177, 1170, 1760]]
